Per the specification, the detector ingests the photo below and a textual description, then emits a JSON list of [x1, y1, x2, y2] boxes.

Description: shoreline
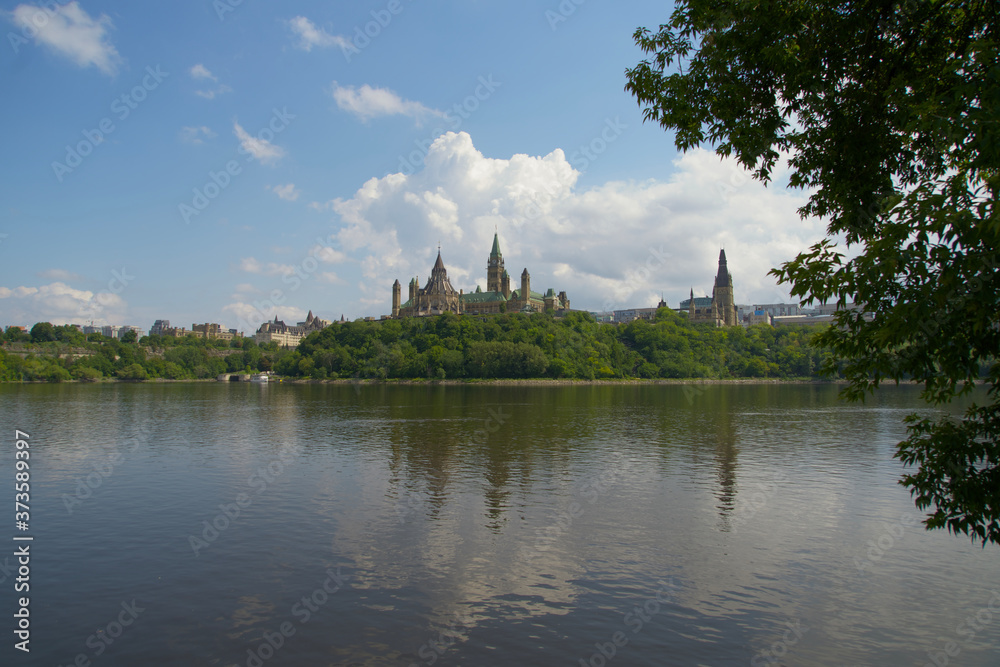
[[5, 376, 846, 386]]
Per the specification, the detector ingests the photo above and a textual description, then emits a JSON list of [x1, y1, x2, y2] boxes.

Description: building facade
[[391, 234, 570, 318], [254, 310, 329, 348]]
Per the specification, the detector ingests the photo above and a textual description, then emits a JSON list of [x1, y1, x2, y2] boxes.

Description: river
[[1, 382, 997, 666]]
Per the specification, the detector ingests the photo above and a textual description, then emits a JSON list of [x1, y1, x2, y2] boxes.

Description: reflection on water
[[0, 382, 997, 666]]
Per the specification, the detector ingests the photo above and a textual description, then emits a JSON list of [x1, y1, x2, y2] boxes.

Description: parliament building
[[391, 234, 570, 318]]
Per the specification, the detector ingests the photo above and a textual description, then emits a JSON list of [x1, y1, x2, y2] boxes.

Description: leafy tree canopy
[[626, 0, 999, 543]]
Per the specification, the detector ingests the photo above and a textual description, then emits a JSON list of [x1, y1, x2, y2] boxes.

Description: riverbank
[[3, 376, 843, 385]]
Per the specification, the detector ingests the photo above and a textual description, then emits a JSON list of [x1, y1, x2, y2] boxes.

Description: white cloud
[[325, 131, 821, 312], [270, 183, 300, 201], [0, 281, 126, 325], [10, 1, 122, 76], [311, 245, 348, 264], [188, 63, 231, 98], [319, 272, 346, 285], [189, 63, 216, 81], [288, 16, 349, 51], [179, 125, 216, 145], [331, 82, 446, 125], [233, 122, 285, 165], [194, 84, 232, 100], [37, 268, 83, 282], [238, 257, 296, 277]]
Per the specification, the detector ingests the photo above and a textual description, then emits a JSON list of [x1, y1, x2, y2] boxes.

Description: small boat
[[249, 373, 269, 383]]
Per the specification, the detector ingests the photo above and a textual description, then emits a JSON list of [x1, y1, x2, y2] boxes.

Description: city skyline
[[1, 1, 827, 330]]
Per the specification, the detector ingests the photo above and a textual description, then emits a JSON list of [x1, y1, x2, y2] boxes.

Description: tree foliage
[[626, 0, 999, 543]]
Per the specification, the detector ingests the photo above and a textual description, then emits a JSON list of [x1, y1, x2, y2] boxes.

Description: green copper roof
[[461, 291, 507, 304], [490, 233, 502, 258]]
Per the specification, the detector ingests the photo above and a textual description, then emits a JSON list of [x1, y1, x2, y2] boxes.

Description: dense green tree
[[120, 329, 138, 344], [626, 0, 999, 543], [30, 322, 57, 343], [117, 363, 148, 381]]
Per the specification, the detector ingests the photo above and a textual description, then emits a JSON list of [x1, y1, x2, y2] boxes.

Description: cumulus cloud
[[9, 1, 122, 76], [288, 16, 349, 51], [322, 131, 821, 312], [179, 125, 216, 145], [331, 83, 446, 125], [270, 183, 300, 201], [233, 122, 285, 165], [0, 281, 126, 325]]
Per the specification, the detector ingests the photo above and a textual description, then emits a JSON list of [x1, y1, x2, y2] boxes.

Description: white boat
[[249, 373, 269, 383]]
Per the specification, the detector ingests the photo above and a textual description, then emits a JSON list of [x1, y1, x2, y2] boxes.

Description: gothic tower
[[712, 249, 737, 326], [520, 268, 530, 309], [487, 232, 504, 293], [392, 279, 401, 317]]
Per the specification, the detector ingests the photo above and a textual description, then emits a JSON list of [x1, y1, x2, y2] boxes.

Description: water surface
[[1, 382, 997, 666]]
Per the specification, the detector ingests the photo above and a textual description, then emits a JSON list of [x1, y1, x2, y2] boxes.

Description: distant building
[[117, 325, 144, 340], [613, 307, 658, 324], [101, 325, 120, 338], [752, 303, 801, 318], [680, 250, 739, 327], [149, 320, 171, 336], [254, 310, 328, 348], [746, 310, 773, 326], [192, 323, 237, 341], [391, 234, 570, 318]]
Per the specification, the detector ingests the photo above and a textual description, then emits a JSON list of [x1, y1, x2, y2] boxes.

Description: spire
[[433, 250, 446, 274], [715, 249, 732, 287], [490, 232, 502, 258]]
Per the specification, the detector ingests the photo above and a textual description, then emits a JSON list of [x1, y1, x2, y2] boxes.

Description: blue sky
[[0, 0, 825, 333]]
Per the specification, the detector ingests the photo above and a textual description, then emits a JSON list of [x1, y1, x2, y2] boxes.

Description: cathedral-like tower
[[712, 249, 738, 326], [487, 233, 504, 293], [392, 279, 401, 317]]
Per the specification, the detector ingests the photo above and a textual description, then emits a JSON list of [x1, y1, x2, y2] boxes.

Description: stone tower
[[520, 268, 530, 308], [712, 249, 738, 327], [487, 233, 504, 293], [392, 279, 401, 317]]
